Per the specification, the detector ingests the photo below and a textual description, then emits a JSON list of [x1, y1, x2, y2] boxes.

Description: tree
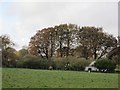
[[3, 47, 17, 67], [0, 35, 16, 67], [29, 28, 51, 58], [0, 35, 14, 49], [48, 27, 56, 57], [29, 24, 80, 58], [54, 24, 79, 57], [28, 24, 117, 60], [54, 25, 64, 57], [17, 48, 28, 60], [28, 36, 40, 56], [78, 27, 117, 59]]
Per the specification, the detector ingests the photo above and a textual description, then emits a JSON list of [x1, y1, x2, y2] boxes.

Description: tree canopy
[[28, 24, 117, 59], [0, 35, 16, 67]]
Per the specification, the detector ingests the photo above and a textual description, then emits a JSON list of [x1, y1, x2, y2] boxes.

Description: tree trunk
[[50, 41, 53, 57], [93, 48, 97, 59], [60, 41, 62, 57]]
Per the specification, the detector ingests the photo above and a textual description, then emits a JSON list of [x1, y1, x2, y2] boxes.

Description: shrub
[[16, 55, 55, 69], [16, 56, 90, 71], [53, 57, 69, 70], [52, 57, 90, 71], [69, 57, 89, 71], [17, 55, 40, 68], [95, 58, 116, 72]]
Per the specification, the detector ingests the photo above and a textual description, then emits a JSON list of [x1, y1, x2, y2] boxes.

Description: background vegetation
[[1, 23, 120, 88], [0, 23, 120, 72]]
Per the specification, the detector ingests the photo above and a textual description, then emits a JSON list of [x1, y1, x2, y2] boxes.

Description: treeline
[[0, 23, 120, 72], [29, 24, 117, 59]]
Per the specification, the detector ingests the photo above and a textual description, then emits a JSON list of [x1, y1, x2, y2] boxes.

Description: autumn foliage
[[28, 24, 117, 59]]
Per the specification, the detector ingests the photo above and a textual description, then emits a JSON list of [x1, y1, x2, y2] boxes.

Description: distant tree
[[78, 27, 117, 59], [0, 35, 14, 49], [3, 47, 17, 67], [29, 24, 80, 58], [28, 36, 39, 56], [28, 24, 117, 60], [54, 24, 79, 57], [54, 25, 64, 57], [29, 28, 51, 58], [0, 35, 16, 67], [17, 48, 28, 60]]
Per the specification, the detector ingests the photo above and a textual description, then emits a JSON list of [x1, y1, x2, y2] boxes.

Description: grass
[[2, 68, 118, 88]]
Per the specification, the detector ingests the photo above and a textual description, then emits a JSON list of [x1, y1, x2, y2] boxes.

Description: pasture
[[2, 68, 118, 88]]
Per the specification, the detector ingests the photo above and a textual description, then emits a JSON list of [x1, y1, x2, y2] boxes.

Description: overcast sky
[[0, 1, 118, 50]]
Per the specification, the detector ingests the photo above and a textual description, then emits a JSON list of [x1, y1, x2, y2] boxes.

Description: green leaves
[[95, 58, 116, 72], [0, 35, 16, 67]]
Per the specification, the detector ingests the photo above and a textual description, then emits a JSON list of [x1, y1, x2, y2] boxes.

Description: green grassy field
[[2, 68, 118, 88]]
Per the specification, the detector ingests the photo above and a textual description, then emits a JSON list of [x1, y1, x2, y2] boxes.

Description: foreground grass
[[2, 68, 118, 88]]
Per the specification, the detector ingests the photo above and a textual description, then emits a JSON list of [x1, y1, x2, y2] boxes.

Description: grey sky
[[0, 1, 118, 50]]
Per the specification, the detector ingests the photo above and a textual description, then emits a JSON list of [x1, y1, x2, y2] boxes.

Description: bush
[[69, 57, 89, 71], [16, 55, 55, 69], [53, 57, 89, 71], [95, 58, 116, 72], [53, 57, 69, 70], [17, 55, 40, 68], [16, 56, 90, 71]]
